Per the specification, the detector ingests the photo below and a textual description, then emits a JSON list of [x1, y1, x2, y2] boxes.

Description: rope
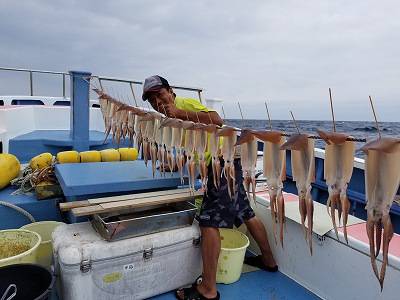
[[10, 160, 57, 195], [0, 201, 35, 223]]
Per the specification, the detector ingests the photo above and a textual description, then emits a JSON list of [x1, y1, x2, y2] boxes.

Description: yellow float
[[118, 148, 138, 161], [0, 153, 21, 190], [80, 150, 101, 163], [56, 151, 80, 164], [29, 152, 53, 170], [100, 149, 120, 162]]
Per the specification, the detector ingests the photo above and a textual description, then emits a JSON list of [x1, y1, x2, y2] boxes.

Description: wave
[[353, 126, 391, 132]]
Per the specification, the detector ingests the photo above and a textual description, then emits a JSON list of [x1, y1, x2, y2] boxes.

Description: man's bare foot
[[244, 255, 278, 272], [176, 283, 218, 299], [261, 255, 277, 268]]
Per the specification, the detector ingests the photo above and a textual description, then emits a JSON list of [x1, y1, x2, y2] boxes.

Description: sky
[[0, 0, 399, 121]]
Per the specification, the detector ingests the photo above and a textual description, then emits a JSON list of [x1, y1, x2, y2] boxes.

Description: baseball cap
[[142, 75, 170, 100]]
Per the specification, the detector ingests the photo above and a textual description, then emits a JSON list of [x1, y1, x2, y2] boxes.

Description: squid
[[127, 111, 135, 146], [93, 89, 109, 128], [183, 120, 196, 192], [204, 124, 221, 190], [139, 114, 156, 166], [172, 121, 184, 176], [154, 119, 165, 176], [112, 105, 124, 145], [253, 130, 286, 247], [236, 130, 258, 205], [361, 137, 400, 290], [104, 100, 119, 143], [193, 123, 209, 190], [217, 126, 237, 199], [175, 124, 186, 185], [317, 130, 355, 243], [281, 134, 315, 255], [159, 118, 180, 176]]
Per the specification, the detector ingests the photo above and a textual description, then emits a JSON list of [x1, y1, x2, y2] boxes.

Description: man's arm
[[163, 103, 223, 126]]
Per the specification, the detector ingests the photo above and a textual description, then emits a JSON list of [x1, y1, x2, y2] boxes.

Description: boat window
[[92, 104, 100, 108], [53, 101, 70, 106], [0, 100, 3, 106], [11, 99, 45, 105]]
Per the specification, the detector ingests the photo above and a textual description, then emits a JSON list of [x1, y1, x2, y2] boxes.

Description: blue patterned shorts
[[196, 158, 255, 228]]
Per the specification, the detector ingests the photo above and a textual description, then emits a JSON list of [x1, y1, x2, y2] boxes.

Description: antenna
[[265, 101, 273, 130], [329, 88, 336, 132], [290, 111, 301, 134], [369, 96, 381, 139]]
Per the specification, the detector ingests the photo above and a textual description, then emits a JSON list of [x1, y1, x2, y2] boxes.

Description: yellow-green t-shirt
[[174, 97, 216, 166]]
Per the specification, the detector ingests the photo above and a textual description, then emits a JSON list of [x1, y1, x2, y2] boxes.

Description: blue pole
[[69, 70, 91, 151]]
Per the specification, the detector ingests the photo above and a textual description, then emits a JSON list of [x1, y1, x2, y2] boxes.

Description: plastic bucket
[[0, 263, 54, 300], [20, 221, 64, 269], [216, 228, 250, 284], [0, 229, 41, 267]]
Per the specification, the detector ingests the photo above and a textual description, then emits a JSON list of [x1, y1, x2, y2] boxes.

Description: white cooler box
[[52, 222, 202, 300]]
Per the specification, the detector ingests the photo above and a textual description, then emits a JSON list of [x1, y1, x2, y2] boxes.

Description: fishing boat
[[0, 67, 399, 300]]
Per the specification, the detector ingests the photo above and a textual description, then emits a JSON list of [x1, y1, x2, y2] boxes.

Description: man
[[142, 75, 277, 300]]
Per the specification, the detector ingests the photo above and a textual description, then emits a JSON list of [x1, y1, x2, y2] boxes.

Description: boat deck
[[151, 269, 320, 300]]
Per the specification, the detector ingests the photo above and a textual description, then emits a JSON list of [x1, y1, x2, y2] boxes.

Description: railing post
[[69, 70, 91, 151], [62, 73, 66, 98], [29, 71, 33, 96]]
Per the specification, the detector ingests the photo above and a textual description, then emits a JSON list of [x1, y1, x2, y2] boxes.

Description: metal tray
[[91, 201, 197, 241]]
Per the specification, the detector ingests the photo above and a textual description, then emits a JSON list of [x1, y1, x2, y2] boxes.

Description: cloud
[[0, 0, 399, 120]]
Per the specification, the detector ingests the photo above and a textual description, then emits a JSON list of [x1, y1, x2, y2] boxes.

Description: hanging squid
[[236, 130, 258, 205], [193, 123, 209, 191], [253, 130, 286, 248], [217, 126, 237, 199], [317, 130, 355, 243], [361, 137, 400, 290], [281, 134, 315, 255], [183, 120, 196, 192], [204, 124, 221, 190]]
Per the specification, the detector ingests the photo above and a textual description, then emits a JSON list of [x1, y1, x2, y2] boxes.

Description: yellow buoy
[[80, 151, 101, 163], [29, 152, 53, 170], [56, 151, 80, 164], [100, 149, 120, 162], [0, 153, 21, 190], [118, 148, 138, 161]]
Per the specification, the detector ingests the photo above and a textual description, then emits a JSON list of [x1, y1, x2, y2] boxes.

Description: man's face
[[147, 87, 174, 112]]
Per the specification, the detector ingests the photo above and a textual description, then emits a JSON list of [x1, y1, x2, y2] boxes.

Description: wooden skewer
[[290, 111, 301, 134], [130, 83, 138, 106], [369, 95, 381, 139], [207, 111, 213, 124], [329, 88, 336, 132], [265, 101, 273, 130], [221, 105, 227, 120], [238, 102, 245, 128]]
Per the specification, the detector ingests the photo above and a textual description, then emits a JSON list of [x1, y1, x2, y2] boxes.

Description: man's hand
[[161, 102, 180, 118]]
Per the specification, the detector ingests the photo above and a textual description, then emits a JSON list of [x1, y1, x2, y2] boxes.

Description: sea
[[224, 119, 400, 158]]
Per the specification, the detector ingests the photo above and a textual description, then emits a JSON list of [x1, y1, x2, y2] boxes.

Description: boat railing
[[0, 67, 205, 103]]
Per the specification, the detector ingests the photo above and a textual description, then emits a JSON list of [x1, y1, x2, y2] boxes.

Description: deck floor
[[151, 269, 320, 300]]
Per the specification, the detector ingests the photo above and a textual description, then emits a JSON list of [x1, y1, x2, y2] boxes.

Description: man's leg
[[197, 227, 220, 297], [177, 226, 220, 299], [244, 216, 277, 268]]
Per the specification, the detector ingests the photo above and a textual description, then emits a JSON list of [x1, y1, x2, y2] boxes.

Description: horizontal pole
[[0, 66, 68, 75], [93, 75, 203, 93]]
